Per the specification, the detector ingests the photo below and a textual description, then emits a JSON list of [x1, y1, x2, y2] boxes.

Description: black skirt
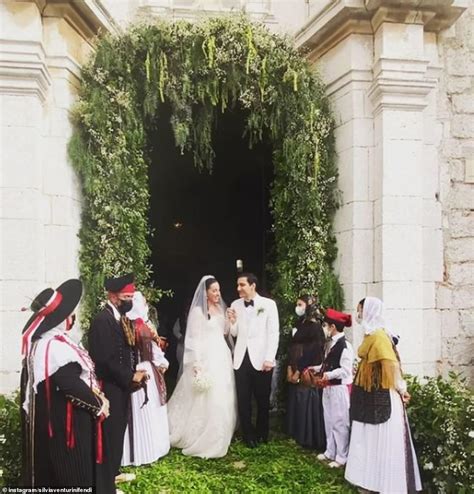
[[286, 383, 326, 450]]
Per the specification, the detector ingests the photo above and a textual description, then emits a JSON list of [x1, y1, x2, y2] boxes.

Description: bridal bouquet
[[192, 368, 212, 392]]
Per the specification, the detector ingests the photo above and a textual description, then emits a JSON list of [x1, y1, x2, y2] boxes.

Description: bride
[[167, 275, 237, 458]]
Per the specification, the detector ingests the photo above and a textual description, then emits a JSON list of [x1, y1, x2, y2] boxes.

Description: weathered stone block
[[448, 262, 474, 285], [446, 237, 474, 263], [451, 114, 474, 138], [448, 182, 474, 209], [436, 285, 453, 309], [449, 210, 474, 238], [446, 49, 474, 76], [453, 93, 474, 114], [440, 309, 460, 338], [460, 309, 474, 337], [441, 138, 464, 159], [447, 76, 472, 94], [452, 286, 474, 309]]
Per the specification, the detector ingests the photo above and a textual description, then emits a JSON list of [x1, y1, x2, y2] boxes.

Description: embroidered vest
[[322, 336, 347, 385]]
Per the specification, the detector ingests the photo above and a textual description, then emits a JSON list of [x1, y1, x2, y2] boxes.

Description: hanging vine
[[69, 16, 343, 328]]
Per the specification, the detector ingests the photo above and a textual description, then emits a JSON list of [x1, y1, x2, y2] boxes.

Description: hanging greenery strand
[[69, 16, 343, 330]]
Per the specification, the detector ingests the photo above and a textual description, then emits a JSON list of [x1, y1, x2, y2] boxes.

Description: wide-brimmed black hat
[[25, 279, 83, 342], [21, 288, 55, 335]]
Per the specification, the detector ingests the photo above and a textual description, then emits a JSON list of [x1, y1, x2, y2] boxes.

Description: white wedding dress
[[167, 283, 237, 458]]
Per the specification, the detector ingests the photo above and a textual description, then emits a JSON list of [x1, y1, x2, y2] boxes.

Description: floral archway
[[69, 16, 342, 326]]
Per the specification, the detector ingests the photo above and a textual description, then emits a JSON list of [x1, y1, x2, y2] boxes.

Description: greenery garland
[[69, 16, 343, 329]]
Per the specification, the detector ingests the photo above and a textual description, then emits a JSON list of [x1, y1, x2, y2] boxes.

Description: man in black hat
[[88, 273, 148, 494], [20, 279, 109, 488]]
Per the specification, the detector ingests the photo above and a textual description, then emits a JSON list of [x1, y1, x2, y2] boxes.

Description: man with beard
[[88, 273, 148, 493]]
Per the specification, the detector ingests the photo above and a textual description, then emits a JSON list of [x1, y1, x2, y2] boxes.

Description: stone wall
[[295, 1, 469, 378], [436, 0, 474, 383], [0, 0, 114, 394]]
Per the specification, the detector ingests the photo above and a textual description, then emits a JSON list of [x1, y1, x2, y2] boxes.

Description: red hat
[[324, 308, 352, 327]]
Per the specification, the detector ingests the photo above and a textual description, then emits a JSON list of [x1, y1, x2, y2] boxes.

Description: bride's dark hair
[[205, 277, 218, 290]]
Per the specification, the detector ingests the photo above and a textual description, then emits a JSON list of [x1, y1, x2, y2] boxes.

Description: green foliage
[[406, 373, 474, 493], [70, 16, 342, 327], [121, 437, 355, 493], [0, 392, 21, 487]]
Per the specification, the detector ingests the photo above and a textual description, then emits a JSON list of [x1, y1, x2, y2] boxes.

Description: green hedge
[[0, 393, 21, 487], [406, 373, 474, 493]]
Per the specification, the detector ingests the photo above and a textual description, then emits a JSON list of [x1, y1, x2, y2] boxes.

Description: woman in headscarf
[[345, 296, 422, 493], [121, 291, 170, 466], [20, 279, 109, 488], [286, 294, 326, 450]]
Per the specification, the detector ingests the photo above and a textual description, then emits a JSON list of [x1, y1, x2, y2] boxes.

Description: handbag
[[350, 384, 391, 424]]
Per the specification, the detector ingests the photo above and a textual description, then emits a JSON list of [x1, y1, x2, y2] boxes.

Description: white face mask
[[356, 314, 362, 325], [295, 306, 305, 317]]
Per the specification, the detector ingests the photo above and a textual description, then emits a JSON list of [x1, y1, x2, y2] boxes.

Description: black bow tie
[[244, 300, 254, 308]]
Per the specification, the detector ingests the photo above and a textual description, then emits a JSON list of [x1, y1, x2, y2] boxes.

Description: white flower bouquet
[[192, 368, 212, 392]]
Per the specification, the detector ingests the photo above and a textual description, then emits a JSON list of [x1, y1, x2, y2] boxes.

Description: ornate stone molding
[[136, 0, 275, 23], [0, 40, 51, 101], [42, 0, 119, 39], [296, 0, 467, 60]]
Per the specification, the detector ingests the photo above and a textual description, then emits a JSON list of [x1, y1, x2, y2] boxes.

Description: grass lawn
[[121, 437, 357, 493]]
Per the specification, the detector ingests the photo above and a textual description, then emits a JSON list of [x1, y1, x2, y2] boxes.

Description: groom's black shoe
[[256, 436, 268, 445], [244, 439, 257, 448]]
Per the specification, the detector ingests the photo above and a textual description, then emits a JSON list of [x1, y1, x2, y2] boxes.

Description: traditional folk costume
[[20, 279, 108, 488], [88, 274, 138, 494], [314, 308, 353, 467], [345, 297, 422, 493], [286, 318, 326, 450], [122, 292, 170, 466]]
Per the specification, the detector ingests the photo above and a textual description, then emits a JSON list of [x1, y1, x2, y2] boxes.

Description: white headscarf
[[127, 291, 149, 322], [361, 297, 386, 335]]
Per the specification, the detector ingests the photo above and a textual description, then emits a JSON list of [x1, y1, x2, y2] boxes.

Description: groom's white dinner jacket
[[229, 294, 280, 371]]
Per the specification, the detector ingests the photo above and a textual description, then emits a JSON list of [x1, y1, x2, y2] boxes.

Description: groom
[[228, 273, 279, 447]]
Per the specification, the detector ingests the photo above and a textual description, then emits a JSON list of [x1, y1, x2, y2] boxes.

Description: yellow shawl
[[355, 329, 399, 392]]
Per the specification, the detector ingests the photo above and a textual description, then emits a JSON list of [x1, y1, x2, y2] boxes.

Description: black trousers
[[96, 382, 129, 494], [235, 351, 273, 442]]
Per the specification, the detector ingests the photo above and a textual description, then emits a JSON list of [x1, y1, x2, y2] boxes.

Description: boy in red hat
[[313, 308, 354, 468]]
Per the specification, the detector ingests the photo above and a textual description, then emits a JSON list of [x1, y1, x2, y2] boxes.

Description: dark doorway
[[147, 105, 274, 338]]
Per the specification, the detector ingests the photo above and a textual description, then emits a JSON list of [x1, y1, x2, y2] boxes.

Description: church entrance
[[148, 105, 274, 341]]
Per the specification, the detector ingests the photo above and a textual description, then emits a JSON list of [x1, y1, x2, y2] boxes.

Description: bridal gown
[[167, 313, 237, 458]]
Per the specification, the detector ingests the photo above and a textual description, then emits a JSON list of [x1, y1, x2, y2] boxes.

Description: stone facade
[[0, 0, 472, 393], [0, 0, 116, 393], [436, 0, 474, 381]]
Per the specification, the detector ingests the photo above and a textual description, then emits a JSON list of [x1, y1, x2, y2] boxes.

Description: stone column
[[0, 0, 116, 394], [296, 0, 466, 374], [368, 19, 438, 374], [0, 0, 50, 392]]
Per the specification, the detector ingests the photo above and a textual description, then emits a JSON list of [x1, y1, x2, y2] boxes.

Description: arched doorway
[[70, 17, 342, 328], [149, 105, 274, 330]]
